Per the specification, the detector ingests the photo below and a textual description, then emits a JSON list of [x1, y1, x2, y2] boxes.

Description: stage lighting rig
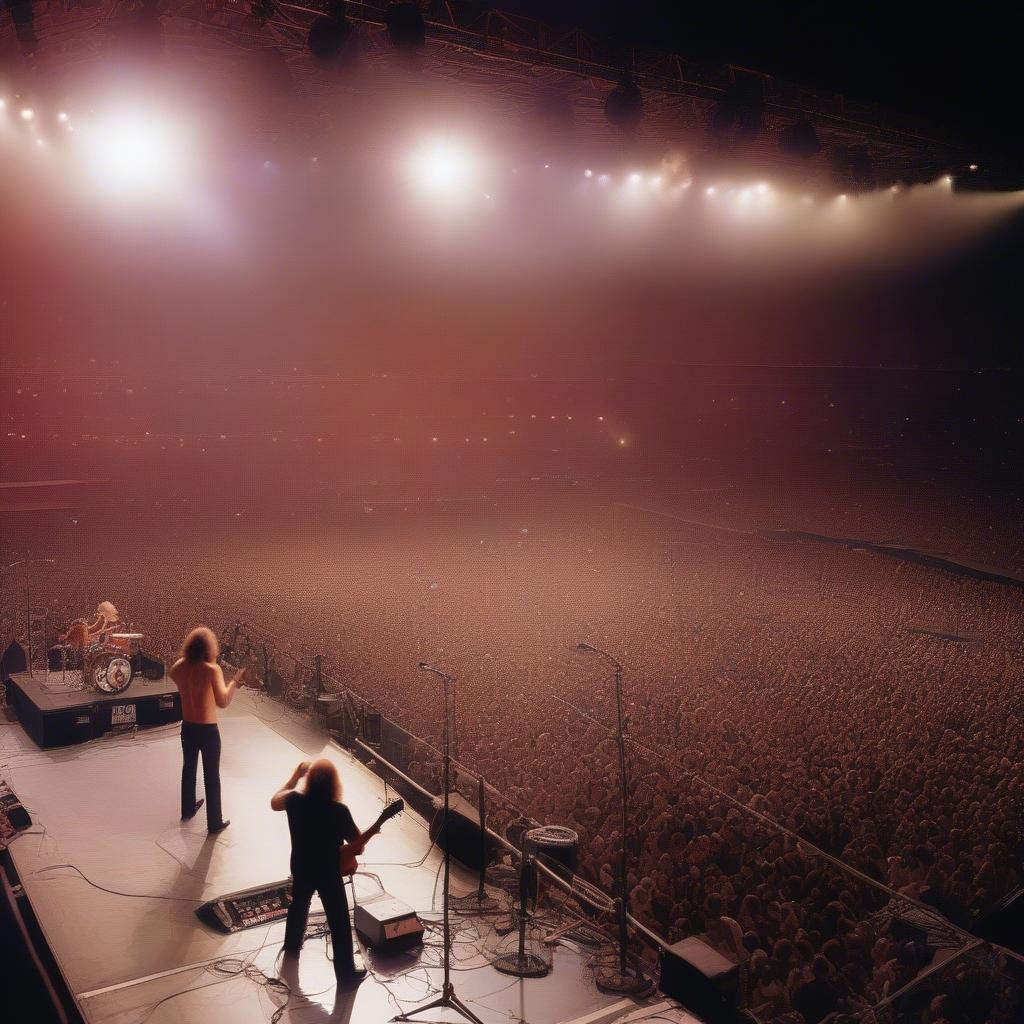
[[307, 0, 355, 64], [250, 0, 275, 28], [385, 2, 425, 51], [6, 0, 37, 55], [604, 75, 643, 130], [779, 117, 822, 158]]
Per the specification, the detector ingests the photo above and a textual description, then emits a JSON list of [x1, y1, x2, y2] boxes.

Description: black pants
[[180, 722, 223, 830], [284, 874, 355, 975]]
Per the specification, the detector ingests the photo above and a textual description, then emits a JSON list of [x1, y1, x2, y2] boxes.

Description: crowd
[[2, 500, 1021, 1023]]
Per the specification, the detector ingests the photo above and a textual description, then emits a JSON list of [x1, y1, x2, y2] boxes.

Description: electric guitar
[[339, 799, 404, 876]]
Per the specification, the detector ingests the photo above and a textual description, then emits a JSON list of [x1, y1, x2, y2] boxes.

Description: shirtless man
[[170, 626, 248, 835]]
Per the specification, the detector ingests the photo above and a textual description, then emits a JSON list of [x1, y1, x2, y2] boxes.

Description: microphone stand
[[393, 663, 483, 1024], [575, 642, 645, 993]]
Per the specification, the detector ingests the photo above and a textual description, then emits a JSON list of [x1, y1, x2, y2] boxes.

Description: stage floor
[[2, 690, 696, 1024]]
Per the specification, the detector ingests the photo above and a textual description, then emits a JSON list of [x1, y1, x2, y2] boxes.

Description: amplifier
[[429, 793, 492, 870], [659, 936, 738, 1023], [354, 892, 423, 952]]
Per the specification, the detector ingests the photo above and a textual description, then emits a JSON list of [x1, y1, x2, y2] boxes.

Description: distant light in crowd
[[756, 182, 769, 194], [597, 174, 611, 186], [628, 172, 642, 185], [20, 108, 35, 121], [705, 186, 716, 197], [57, 112, 68, 123], [583, 168, 593, 178], [969, 164, 978, 171]]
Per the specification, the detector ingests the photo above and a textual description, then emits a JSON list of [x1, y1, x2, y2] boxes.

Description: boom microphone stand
[[393, 662, 483, 1024], [575, 642, 645, 993]]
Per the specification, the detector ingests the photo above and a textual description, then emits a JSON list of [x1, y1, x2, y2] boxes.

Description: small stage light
[[969, 164, 978, 171], [20, 107, 35, 121], [628, 172, 642, 185], [57, 112, 68, 123], [705, 186, 716, 197], [583, 168, 593, 178]]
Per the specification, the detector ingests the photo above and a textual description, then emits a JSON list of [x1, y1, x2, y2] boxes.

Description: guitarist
[[271, 759, 367, 982]]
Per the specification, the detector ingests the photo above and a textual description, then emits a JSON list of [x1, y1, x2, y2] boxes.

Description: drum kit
[[58, 630, 146, 693]]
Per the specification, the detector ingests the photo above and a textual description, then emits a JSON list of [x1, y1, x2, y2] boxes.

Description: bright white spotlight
[[20, 108, 34, 121], [705, 186, 716, 197], [583, 168, 593, 178], [969, 163, 978, 171], [79, 110, 191, 199], [628, 172, 642, 185], [755, 182, 769, 194], [57, 111, 68, 123], [407, 138, 478, 200]]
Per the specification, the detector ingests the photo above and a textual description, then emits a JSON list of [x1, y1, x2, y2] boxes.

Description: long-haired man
[[271, 758, 366, 982], [170, 626, 247, 834]]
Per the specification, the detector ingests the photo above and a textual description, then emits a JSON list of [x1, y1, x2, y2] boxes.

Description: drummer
[[60, 601, 123, 651]]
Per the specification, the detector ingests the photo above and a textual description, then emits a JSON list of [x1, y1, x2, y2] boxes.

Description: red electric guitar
[[339, 799, 404, 876]]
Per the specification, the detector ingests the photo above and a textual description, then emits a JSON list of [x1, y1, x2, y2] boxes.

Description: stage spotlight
[[778, 118, 821, 158], [79, 109, 190, 199], [20, 107, 35, 121], [710, 71, 765, 146], [407, 138, 478, 200], [385, 2, 425, 50], [604, 75, 643, 130], [9, 0, 37, 55], [250, 0, 275, 27], [308, 1, 355, 63]]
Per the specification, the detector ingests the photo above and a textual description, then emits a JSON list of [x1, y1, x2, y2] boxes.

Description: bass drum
[[90, 652, 135, 693]]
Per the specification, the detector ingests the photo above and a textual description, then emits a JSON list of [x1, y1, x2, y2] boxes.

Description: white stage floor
[[2, 690, 696, 1024]]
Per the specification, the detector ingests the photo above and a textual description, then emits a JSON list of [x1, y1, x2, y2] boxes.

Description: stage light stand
[[575, 642, 646, 993], [393, 662, 484, 1024]]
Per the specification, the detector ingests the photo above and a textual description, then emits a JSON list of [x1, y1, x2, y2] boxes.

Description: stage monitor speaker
[[139, 653, 165, 680], [363, 712, 383, 746], [977, 887, 1024, 955], [659, 936, 739, 1023], [263, 668, 284, 697], [1, 642, 27, 681], [429, 792, 492, 870]]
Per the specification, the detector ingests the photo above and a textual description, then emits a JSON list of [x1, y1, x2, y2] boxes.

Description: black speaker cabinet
[[659, 936, 739, 1023], [429, 793, 492, 870]]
